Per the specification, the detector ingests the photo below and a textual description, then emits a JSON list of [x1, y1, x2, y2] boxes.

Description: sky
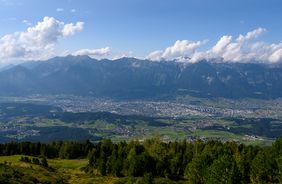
[[0, 0, 282, 64]]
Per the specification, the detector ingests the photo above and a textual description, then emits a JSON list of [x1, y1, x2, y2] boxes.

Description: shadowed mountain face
[[0, 55, 282, 99]]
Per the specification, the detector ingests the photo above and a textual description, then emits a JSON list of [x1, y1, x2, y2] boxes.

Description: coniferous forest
[[1, 138, 282, 183]]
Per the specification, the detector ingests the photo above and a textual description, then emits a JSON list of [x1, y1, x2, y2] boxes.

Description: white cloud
[[206, 27, 281, 63], [146, 50, 163, 61], [211, 35, 232, 54], [56, 8, 64, 12], [0, 16, 84, 61], [147, 40, 208, 61], [269, 48, 282, 63], [62, 22, 84, 36], [71, 9, 76, 13], [236, 27, 266, 43], [162, 40, 208, 60], [73, 47, 111, 56], [147, 28, 282, 63]]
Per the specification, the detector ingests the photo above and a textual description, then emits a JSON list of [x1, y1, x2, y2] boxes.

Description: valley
[[0, 95, 281, 146]]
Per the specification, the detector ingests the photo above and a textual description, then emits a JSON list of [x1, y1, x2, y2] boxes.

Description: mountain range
[[0, 55, 282, 99]]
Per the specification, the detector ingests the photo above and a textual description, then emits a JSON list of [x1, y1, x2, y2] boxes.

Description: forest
[[1, 138, 282, 183]]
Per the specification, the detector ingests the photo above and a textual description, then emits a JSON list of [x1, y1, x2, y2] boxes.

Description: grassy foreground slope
[[2, 138, 282, 183], [0, 155, 118, 184], [0, 155, 183, 184]]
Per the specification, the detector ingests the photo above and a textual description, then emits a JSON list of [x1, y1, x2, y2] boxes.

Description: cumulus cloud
[[73, 47, 111, 56], [236, 27, 266, 42], [206, 27, 281, 62], [62, 22, 84, 36], [146, 40, 208, 61], [146, 50, 163, 61], [147, 28, 282, 63], [0, 16, 84, 61], [211, 35, 232, 54], [269, 48, 282, 62]]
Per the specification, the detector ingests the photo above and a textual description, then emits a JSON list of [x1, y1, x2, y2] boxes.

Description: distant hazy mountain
[[0, 55, 282, 99]]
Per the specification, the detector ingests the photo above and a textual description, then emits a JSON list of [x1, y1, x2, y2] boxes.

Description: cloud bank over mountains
[[147, 28, 282, 63], [0, 16, 282, 64], [147, 40, 208, 62], [73, 47, 111, 56]]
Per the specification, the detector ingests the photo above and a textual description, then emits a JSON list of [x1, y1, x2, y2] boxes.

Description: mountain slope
[[0, 56, 282, 99]]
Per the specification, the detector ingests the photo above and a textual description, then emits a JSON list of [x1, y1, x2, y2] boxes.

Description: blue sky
[[0, 0, 282, 63]]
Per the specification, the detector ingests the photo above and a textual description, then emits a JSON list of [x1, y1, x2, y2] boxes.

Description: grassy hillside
[[1, 136, 282, 184], [0, 155, 117, 184], [0, 155, 184, 184]]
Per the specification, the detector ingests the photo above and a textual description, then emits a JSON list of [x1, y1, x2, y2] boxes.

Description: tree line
[[0, 140, 93, 159], [86, 138, 282, 183], [1, 138, 282, 183], [19, 156, 49, 168]]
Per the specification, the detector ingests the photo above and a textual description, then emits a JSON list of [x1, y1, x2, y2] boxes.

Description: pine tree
[[41, 157, 48, 168]]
